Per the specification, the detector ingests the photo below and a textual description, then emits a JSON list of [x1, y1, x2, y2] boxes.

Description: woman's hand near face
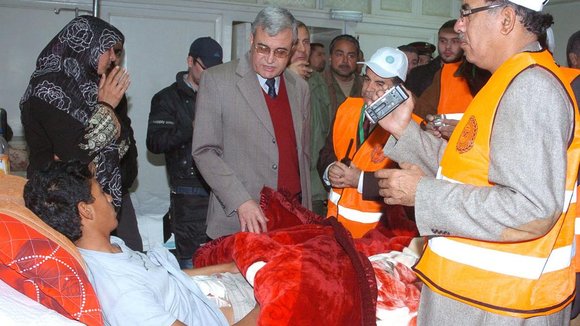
[[98, 66, 131, 108]]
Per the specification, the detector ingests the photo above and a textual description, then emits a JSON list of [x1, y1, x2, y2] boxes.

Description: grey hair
[[251, 6, 297, 43], [296, 20, 307, 30], [488, 0, 553, 36]]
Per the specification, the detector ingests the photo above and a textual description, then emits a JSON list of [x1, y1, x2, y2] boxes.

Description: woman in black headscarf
[[21, 15, 130, 208]]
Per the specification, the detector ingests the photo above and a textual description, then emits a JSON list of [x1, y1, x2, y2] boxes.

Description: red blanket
[[195, 187, 420, 325]]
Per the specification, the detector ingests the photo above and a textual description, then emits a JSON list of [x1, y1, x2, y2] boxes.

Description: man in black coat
[[146, 37, 223, 268]]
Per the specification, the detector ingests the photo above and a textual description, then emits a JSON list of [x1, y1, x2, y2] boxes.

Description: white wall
[[105, 3, 225, 195], [545, 2, 580, 66], [1, 0, 577, 246], [0, 4, 77, 136]]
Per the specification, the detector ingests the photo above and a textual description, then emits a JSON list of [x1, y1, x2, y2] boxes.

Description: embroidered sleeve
[[79, 103, 119, 155]]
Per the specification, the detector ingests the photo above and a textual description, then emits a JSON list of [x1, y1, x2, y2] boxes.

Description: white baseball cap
[[358, 47, 409, 81], [508, 0, 549, 11]]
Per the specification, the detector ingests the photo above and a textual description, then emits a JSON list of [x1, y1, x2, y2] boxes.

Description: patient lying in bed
[[23, 161, 258, 326]]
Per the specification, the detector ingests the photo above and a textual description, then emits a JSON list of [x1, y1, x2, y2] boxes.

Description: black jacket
[[146, 71, 207, 189], [116, 95, 138, 194], [405, 56, 443, 97]]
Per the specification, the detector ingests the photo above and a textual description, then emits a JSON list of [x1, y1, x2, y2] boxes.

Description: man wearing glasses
[[375, 0, 580, 324], [192, 7, 311, 239], [147, 37, 223, 268]]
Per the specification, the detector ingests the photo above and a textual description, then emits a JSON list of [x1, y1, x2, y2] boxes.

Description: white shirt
[[257, 74, 280, 94], [79, 237, 228, 326]]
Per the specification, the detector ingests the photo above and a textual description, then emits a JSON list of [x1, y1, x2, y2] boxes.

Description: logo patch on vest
[[371, 144, 387, 163], [456, 115, 477, 154]]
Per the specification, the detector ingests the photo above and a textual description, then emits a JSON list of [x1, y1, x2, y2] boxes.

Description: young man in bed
[[23, 160, 258, 326]]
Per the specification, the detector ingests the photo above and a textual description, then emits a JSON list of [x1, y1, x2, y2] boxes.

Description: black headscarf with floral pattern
[[21, 15, 128, 208]]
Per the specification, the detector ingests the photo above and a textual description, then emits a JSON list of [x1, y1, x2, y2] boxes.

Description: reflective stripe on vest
[[414, 50, 580, 318], [326, 97, 393, 238], [443, 113, 463, 121], [429, 237, 573, 279], [434, 172, 577, 279], [328, 189, 382, 224], [429, 179, 578, 280], [437, 61, 473, 115]]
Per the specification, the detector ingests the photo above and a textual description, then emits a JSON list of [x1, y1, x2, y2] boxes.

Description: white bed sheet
[[0, 278, 83, 325], [131, 190, 169, 251]]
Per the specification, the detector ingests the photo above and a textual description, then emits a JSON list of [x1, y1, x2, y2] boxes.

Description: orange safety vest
[[411, 113, 424, 124], [326, 97, 395, 238], [562, 67, 580, 273], [414, 50, 580, 318], [437, 61, 473, 115]]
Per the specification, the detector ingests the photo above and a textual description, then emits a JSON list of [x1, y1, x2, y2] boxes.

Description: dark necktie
[[363, 116, 371, 140], [266, 78, 277, 98]]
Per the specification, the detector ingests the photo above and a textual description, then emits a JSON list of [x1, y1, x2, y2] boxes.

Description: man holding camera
[[375, 0, 580, 324], [317, 47, 408, 238]]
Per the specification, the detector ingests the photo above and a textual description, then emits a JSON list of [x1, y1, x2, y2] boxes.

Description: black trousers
[[170, 192, 210, 263]]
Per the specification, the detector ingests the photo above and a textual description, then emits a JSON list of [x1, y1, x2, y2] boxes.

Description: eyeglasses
[[460, 3, 504, 19], [254, 44, 290, 59], [195, 59, 207, 70]]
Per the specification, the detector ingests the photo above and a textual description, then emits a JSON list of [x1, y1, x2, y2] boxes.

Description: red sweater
[[263, 77, 301, 199]]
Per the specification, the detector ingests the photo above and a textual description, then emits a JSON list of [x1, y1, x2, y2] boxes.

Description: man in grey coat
[[192, 6, 311, 239], [374, 0, 579, 324]]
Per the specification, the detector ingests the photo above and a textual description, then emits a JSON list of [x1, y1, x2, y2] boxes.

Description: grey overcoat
[[192, 52, 311, 239]]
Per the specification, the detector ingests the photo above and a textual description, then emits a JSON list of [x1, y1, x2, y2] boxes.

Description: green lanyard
[[358, 104, 367, 145]]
